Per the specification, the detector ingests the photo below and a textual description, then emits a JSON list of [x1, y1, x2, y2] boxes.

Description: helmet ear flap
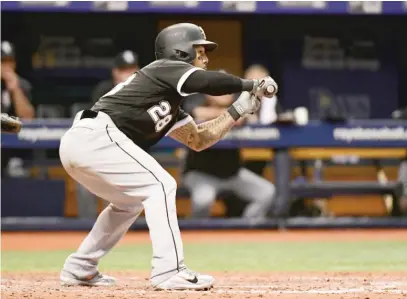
[[175, 50, 189, 60], [172, 43, 196, 63]]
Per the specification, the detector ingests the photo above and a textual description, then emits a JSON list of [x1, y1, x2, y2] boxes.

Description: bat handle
[[265, 85, 275, 96]]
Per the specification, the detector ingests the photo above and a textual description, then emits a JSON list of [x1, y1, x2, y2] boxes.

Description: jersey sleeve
[[155, 60, 202, 97], [166, 107, 193, 136]]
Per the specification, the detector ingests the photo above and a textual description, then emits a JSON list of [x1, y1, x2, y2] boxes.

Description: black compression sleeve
[[182, 70, 254, 96]]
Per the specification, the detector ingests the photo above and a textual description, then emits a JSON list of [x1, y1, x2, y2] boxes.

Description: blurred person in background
[[182, 77, 276, 219], [244, 64, 282, 126], [1, 40, 35, 177], [392, 106, 407, 214], [243, 64, 282, 177], [242, 64, 321, 216], [1, 41, 35, 119], [91, 50, 139, 103]]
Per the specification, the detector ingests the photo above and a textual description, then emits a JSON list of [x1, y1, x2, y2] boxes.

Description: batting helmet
[[155, 23, 218, 63]]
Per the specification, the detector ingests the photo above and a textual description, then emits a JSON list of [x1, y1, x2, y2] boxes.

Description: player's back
[[92, 59, 197, 150]]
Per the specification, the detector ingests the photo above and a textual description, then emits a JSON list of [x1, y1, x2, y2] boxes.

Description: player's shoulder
[[141, 59, 192, 71]]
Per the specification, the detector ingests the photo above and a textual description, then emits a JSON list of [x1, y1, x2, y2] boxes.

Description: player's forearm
[[182, 70, 254, 96], [11, 88, 35, 119], [169, 110, 236, 152], [194, 111, 235, 151]]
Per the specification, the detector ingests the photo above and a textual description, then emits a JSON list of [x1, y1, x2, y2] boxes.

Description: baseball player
[[59, 23, 277, 291]]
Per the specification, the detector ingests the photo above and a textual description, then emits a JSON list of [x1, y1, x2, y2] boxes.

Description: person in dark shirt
[[1, 40, 34, 119], [1, 40, 35, 177], [392, 106, 407, 214], [59, 23, 277, 291], [182, 91, 275, 219], [91, 50, 140, 103]]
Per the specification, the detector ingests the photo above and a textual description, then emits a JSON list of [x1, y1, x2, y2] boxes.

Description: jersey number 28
[[147, 101, 172, 132]]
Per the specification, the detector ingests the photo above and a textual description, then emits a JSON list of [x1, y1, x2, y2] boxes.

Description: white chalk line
[[2, 279, 406, 295], [212, 288, 404, 295], [220, 281, 406, 289], [1, 286, 405, 295]]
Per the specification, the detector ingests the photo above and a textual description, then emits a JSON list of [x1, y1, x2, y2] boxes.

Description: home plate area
[[2, 272, 407, 299]]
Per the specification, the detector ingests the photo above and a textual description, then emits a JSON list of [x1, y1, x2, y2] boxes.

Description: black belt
[[80, 110, 98, 120]]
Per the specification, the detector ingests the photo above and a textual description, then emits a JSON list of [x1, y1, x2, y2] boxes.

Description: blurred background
[[2, 1, 407, 231]]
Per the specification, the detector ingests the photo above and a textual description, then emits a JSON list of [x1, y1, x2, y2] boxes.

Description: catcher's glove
[[1, 113, 22, 133]]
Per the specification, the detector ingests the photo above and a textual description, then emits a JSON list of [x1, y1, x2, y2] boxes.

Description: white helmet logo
[[123, 50, 135, 64], [199, 26, 206, 40]]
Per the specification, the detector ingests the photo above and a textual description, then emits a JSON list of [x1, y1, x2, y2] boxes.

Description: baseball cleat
[[60, 269, 116, 287], [152, 268, 215, 291]]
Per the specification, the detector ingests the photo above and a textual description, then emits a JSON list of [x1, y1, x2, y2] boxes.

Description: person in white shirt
[[242, 64, 282, 176], [244, 64, 281, 126]]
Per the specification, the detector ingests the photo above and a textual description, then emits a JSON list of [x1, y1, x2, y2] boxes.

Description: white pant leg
[[398, 160, 407, 212], [183, 171, 220, 218], [225, 168, 275, 218], [60, 111, 184, 282]]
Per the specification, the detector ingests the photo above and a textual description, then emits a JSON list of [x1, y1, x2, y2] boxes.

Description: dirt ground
[[2, 229, 407, 299]]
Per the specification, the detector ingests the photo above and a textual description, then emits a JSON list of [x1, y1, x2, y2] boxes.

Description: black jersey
[[92, 59, 202, 150]]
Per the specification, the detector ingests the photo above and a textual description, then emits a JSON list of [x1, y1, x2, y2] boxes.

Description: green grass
[[2, 241, 407, 272]]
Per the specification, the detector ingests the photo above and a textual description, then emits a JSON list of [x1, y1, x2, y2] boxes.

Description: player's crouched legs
[[60, 204, 143, 287], [143, 174, 215, 290]]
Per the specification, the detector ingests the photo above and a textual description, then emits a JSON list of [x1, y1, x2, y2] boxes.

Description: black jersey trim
[[105, 126, 180, 274]]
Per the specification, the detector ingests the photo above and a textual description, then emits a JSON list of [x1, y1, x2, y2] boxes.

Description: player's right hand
[[253, 76, 278, 98], [232, 91, 261, 117]]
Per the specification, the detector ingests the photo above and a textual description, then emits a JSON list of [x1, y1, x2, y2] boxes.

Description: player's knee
[[258, 182, 276, 202], [192, 186, 217, 206]]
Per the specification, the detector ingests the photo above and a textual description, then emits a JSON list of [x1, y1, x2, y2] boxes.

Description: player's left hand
[[232, 91, 261, 118]]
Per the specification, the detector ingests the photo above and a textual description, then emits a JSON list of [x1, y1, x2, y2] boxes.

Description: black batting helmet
[[155, 23, 218, 63]]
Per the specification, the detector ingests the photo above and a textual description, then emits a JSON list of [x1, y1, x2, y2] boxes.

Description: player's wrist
[[227, 105, 242, 121]]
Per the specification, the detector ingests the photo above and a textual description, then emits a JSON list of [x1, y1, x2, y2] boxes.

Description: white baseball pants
[[59, 111, 185, 285]]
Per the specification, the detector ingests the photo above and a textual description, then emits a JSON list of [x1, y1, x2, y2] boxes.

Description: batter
[[59, 23, 278, 291]]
